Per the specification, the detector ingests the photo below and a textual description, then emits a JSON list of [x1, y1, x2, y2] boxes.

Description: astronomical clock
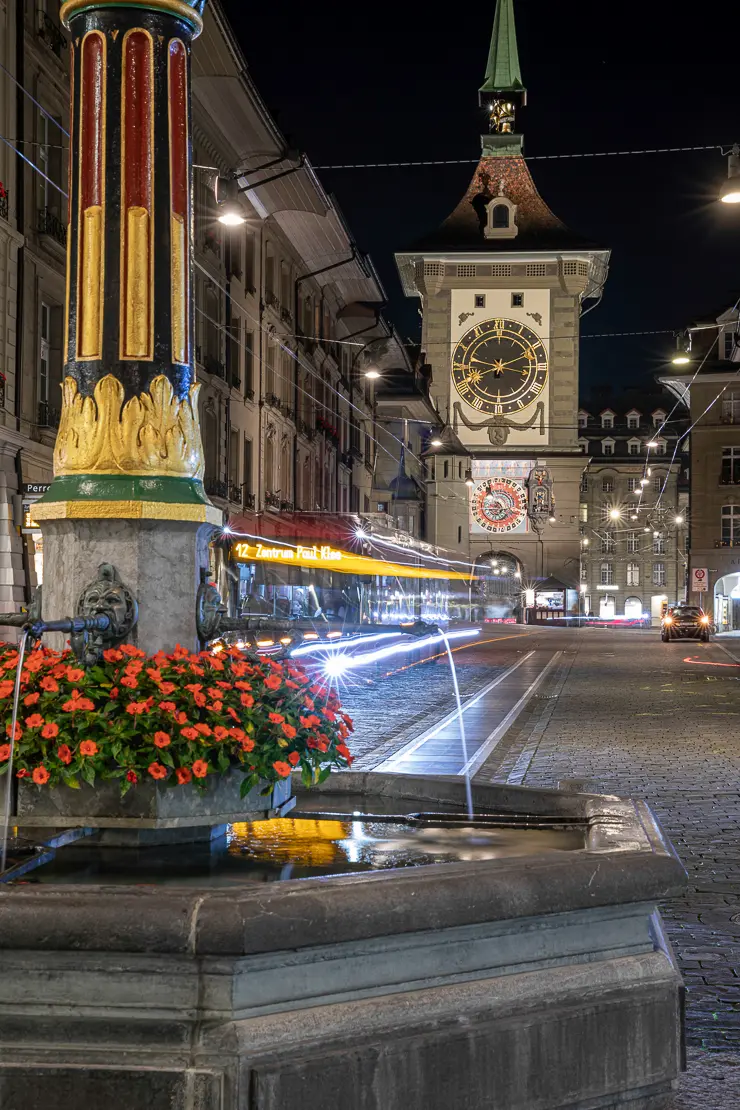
[[470, 476, 528, 534]]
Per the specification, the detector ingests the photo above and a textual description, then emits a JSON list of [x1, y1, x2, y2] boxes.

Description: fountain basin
[[0, 773, 686, 1109]]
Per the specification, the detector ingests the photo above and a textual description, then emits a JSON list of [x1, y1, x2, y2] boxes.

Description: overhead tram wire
[[314, 143, 733, 171]]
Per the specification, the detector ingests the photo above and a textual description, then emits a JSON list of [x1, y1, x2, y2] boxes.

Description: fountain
[[0, 2, 686, 1108]]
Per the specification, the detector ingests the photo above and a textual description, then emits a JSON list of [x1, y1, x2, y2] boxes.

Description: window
[[654, 439, 666, 455], [443, 460, 449, 479], [511, 292, 524, 307], [244, 229, 255, 291], [721, 505, 740, 544], [627, 477, 638, 491], [627, 532, 639, 554], [652, 562, 666, 586], [580, 474, 588, 493], [458, 525, 462, 544], [602, 440, 614, 455], [628, 440, 640, 455], [265, 243, 276, 299], [627, 413, 640, 429], [39, 302, 50, 405], [602, 477, 614, 492], [243, 439, 253, 504], [265, 341, 275, 396], [492, 204, 509, 228], [580, 562, 588, 581], [578, 438, 588, 453], [227, 314, 241, 389], [600, 562, 614, 585], [458, 461, 463, 479], [37, 108, 63, 219], [653, 532, 665, 554], [721, 447, 740, 484], [474, 294, 485, 308], [601, 534, 616, 554], [244, 331, 254, 396], [580, 504, 588, 523], [652, 411, 666, 428], [724, 331, 737, 360], [653, 475, 663, 493], [229, 429, 240, 495], [722, 392, 740, 423], [601, 413, 614, 429], [627, 562, 640, 586], [578, 411, 588, 428], [264, 437, 274, 495]]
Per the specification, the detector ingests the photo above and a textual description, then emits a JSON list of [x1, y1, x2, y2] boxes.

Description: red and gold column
[[37, 0, 218, 526]]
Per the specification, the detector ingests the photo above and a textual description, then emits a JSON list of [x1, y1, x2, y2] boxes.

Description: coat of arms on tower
[[527, 466, 554, 520], [453, 401, 545, 446]]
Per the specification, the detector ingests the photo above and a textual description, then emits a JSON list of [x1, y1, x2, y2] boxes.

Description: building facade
[[0, 0, 421, 619], [395, 0, 610, 618], [578, 396, 689, 622], [663, 304, 740, 630]]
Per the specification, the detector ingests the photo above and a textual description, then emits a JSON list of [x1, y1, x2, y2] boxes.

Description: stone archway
[[714, 573, 740, 632], [472, 550, 523, 622]]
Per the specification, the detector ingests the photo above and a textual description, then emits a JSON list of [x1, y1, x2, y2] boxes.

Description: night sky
[[220, 0, 740, 400]]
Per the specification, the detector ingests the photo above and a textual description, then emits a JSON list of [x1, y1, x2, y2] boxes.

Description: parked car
[[661, 605, 711, 642]]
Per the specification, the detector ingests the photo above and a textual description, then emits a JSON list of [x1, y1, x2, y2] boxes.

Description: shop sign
[[23, 483, 51, 497], [22, 501, 41, 533]]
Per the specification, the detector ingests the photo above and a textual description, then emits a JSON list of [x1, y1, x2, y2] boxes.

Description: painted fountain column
[[35, 0, 218, 653]]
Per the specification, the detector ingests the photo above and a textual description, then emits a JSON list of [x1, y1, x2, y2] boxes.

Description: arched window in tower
[[484, 196, 518, 240], [492, 205, 509, 228]]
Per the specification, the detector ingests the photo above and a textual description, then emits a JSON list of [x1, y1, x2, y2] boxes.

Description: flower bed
[[0, 643, 353, 797]]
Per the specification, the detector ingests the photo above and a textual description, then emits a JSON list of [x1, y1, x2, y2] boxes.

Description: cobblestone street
[[351, 625, 740, 1106]]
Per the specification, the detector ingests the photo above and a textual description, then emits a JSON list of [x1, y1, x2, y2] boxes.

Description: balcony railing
[[244, 492, 255, 510], [280, 499, 294, 512], [340, 450, 354, 469], [204, 478, 228, 500], [265, 392, 282, 410], [244, 387, 255, 401], [228, 482, 242, 504], [37, 401, 60, 429], [203, 354, 226, 381], [296, 417, 314, 440], [720, 472, 740, 485], [38, 207, 67, 247], [37, 10, 68, 58], [0, 188, 8, 222], [265, 491, 281, 509], [716, 539, 740, 547]]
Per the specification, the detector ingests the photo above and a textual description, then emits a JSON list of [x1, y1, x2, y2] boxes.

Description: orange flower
[[25, 713, 44, 729], [342, 714, 354, 730], [23, 692, 40, 707], [269, 712, 285, 725], [174, 710, 188, 725], [281, 723, 297, 740], [103, 648, 123, 663], [272, 760, 291, 778], [227, 707, 240, 721], [120, 644, 145, 658], [322, 708, 337, 723], [172, 644, 189, 659], [41, 722, 59, 740], [16, 768, 30, 778], [215, 680, 232, 690], [125, 701, 148, 716], [158, 700, 176, 713], [241, 736, 255, 752], [120, 676, 138, 689], [285, 679, 300, 689], [79, 740, 98, 756], [213, 726, 229, 741], [231, 662, 249, 677], [337, 742, 353, 765], [300, 714, 321, 729], [288, 751, 300, 766], [193, 692, 207, 707], [158, 682, 176, 696], [126, 769, 138, 784], [185, 682, 202, 694], [56, 744, 72, 765], [175, 766, 192, 785], [51, 665, 68, 679], [146, 668, 162, 683], [180, 726, 199, 741], [235, 680, 252, 692], [240, 693, 254, 709], [32, 766, 50, 785], [207, 701, 223, 713], [192, 759, 208, 779], [147, 762, 167, 780], [194, 723, 212, 737], [264, 674, 281, 691], [66, 667, 85, 683], [110, 687, 119, 699], [190, 664, 205, 677], [39, 676, 58, 693], [5, 722, 22, 741], [62, 689, 94, 712], [0, 743, 10, 761], [153, 731, 171, 748], [24, 653, 45, 673]]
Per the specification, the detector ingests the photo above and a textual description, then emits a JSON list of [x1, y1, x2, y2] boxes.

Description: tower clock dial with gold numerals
[[452, 317, 548, 416]]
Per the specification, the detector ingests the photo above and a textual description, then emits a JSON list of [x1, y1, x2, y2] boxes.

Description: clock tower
[[396, 0, 610, 602]]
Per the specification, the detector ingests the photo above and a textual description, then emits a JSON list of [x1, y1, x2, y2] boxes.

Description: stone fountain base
[[0, 774, 686, 1109]]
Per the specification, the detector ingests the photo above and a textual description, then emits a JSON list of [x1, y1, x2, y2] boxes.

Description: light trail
[[290, 631, 401, 659], [320, 628, 480, 679]]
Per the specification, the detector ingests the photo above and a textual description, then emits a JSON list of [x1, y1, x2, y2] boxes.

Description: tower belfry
[[395, 0, 610, 602]]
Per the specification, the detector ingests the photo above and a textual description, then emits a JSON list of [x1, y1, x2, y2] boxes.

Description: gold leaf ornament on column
[[54, 374, 205, 479]]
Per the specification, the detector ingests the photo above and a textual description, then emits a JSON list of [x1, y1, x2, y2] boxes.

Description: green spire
[[479, 0, 525, 94]]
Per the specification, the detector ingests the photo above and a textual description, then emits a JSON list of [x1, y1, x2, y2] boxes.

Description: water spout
[[1, 630, 28, 874], [440, 631, 474, 822]]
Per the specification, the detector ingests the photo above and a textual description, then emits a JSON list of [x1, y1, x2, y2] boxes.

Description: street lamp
[[675, 515, 684, 524], [671, 331, 691, 365], [465, 469, 474, 488], [430, 436, 442, 447], [646, 440, 659, 448], [215, 176, 246, 226], [719, 144, 740, 204], [609, 508, 621, 520], [364, 368, 380, 380]]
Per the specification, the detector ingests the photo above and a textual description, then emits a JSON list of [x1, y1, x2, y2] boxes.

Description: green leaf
[[217, 751, 230, 774], [301, 765, 312, 789], [318, 765, 332, 784], [239, 772, 258, 798], [160, 749, 174, 768], [80, 761, 95, 786], [62, 774, 80, 790]]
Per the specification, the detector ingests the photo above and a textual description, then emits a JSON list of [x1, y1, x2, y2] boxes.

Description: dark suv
[[661, 605, 711, 642]]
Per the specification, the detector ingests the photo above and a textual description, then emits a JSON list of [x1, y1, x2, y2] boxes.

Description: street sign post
[[691, 568, 708, 594]]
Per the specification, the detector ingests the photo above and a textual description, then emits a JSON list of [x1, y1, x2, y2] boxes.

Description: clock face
[[452, 317, 548, 415], [471, 478, 528, 533]]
